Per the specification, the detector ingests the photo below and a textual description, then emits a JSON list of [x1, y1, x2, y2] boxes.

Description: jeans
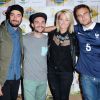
[[23, 79, 47, 100], [48, 72, 73, 100], [80, 74, 100, 100], [0, 79, 20, 100]]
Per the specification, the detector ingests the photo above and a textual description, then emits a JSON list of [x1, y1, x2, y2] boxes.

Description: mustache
[[11, 20, 19, 22], [37, 26, 45, 28]]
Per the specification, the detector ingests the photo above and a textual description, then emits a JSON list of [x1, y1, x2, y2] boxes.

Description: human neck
[[32, 31, 43, 38], [13, 27, 18, 30], [60, 29, 67, 34], [83, 21, 93, 28]]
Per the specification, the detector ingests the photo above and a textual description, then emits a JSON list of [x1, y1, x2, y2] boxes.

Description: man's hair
[[29, 12, 47, 31], [5, 4, 24, 19], [73, 4, 91, 23]]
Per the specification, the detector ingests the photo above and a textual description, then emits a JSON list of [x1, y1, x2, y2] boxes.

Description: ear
[[31, 23, 34, 28], [90, 13, 92, 17], [90, 9, 92, 17]]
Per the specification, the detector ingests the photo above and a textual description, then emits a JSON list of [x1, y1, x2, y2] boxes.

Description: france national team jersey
[[75, 23, 100, 78]]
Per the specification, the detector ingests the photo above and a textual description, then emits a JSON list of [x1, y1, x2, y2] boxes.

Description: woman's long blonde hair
[[56, 9, 74, 34]]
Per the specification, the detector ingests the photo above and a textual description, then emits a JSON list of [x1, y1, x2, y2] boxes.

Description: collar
[[83, 22, 96, 31], [7, 21, 19, 36]]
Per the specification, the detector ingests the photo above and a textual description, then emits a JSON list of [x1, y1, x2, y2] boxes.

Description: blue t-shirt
[[75, 23, 100, 78]]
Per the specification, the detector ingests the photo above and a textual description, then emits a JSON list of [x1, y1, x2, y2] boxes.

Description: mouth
[[38, 26, 44, 29], [12, 20, 18, 23]]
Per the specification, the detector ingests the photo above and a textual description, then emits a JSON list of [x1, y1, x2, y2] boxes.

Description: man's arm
[[0, 26, 3, 96]]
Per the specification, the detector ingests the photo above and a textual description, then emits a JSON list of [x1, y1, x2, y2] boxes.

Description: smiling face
[[56, 9, 74, 33], [57, 13, 70, 33], [76, 7, 92, 27], [9, 10, 23, 27], [31, 17, 46, 33]]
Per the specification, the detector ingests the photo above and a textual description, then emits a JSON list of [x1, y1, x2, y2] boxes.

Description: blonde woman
[[47, 9, 78, 100]]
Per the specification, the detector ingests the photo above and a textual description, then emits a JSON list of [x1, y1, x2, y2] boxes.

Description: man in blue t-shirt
[[74, 4, 100, 100]]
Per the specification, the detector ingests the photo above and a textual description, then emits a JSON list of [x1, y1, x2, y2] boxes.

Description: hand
[[0, 84, 3, 96]]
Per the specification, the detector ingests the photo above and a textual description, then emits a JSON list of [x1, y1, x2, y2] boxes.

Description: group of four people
[[0, 3, 100, 100]]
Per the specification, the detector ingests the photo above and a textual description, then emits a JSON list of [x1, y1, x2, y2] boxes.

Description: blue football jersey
[[75, 23, 100, 78]]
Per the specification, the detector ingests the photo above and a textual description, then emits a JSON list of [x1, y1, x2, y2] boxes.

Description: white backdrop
[[0, 0, 100, 94]]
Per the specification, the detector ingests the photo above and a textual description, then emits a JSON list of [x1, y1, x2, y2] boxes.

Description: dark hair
[[29, 12, 47, 23], [6, 4, 24, 19], [73, 4, 91, 23], [29, 12, 47, 31]]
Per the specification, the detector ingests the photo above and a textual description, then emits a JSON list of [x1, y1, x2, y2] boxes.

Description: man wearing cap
[[0, 4, 24, 100], [23, 12, 48, 100]]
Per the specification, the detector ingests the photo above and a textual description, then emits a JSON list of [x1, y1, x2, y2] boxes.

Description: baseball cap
[[29, 12, 47, 23]]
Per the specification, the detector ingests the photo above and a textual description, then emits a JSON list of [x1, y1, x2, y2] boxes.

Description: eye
[[42, 21, 45, 24], [10, 13, 14, 16], [65, 19, 70, 21], [17, 14, 22, 17]]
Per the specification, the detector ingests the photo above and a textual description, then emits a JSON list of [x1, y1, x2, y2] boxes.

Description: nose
[[78, 14, 86, 21], [38, 22, 44, 26], [60, 20, 65, 24], [13, 15, 17, 20]]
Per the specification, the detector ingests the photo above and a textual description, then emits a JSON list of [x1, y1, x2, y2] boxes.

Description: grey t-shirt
[[23, 33, 48, 81]]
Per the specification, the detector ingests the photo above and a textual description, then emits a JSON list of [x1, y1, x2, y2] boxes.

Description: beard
[[34, 26, 45, 33], [9, 20, 21, 27]]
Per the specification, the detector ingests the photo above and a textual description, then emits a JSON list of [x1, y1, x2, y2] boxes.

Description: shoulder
[[96, 23, 100, 25], [95, 23, 100, 28], [69, 32, 77, 38], [18, 27, 22, 33], [0, 25, 3, 33], [23, 32, 31, 37], [42, 34, 48, 41], [0, 22, 6, 31], [43, 34, 48, 38], [93, 23, 100, 32], [0, 23, 7, 37], [23, 33, 31, 40], [48, 29, 57, 38], [48, 29, 57, 34], [74, 24, 82, 33], [22, 33, 32, 47]]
